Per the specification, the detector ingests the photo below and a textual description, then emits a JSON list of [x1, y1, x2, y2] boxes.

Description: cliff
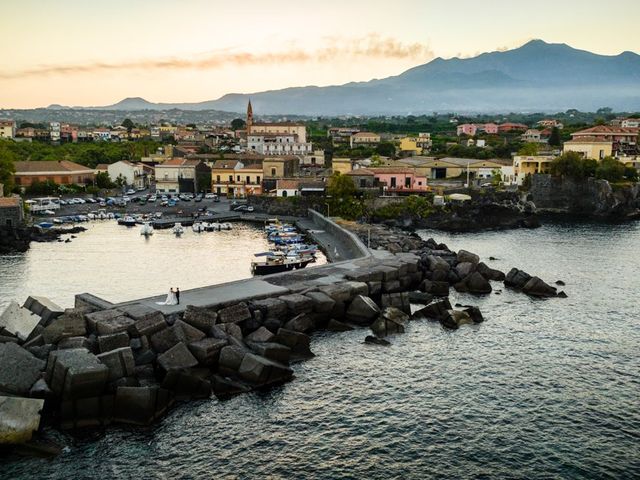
[[530, 175, 640, 218]]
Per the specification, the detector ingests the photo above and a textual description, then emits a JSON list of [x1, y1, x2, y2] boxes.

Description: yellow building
[[262, 157, 298, 179], [563, 137, 613, 160], [513, 155, 555, 185], [332, 158, 353, 175], [399, 133, 431, 155], [350, 132, 381, 148], [396, 156, 508, 180]]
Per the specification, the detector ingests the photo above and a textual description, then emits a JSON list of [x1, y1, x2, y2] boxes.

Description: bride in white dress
[[156, 288, 178, 306]]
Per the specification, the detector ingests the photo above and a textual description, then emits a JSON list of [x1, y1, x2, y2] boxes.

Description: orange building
[[14, 160, 96, 187]]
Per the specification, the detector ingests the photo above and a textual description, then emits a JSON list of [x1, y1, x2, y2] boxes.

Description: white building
[[107, 161, 147, 189], [621, 118, 640, 128], [247, 133, 312, 155], [50, 122, 61, 143], [0, 120, 16, 139]]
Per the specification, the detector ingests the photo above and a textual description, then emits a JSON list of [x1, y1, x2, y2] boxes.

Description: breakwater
[[0, 209, 564, 452]]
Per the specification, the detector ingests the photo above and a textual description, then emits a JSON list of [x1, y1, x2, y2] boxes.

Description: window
[[405, 177, 411, 188], [360, 179, 367, 188], [246, 176, 250, 184], [228, 175, 233, 182], [390, 177, 397, 188], [216, 175, 220, 182], [237, 175, 240, 182], [271, 168, 276, 176], [282, 190, 288, 197], [6, 219, 12, 227], [257, 176, 261, 183]]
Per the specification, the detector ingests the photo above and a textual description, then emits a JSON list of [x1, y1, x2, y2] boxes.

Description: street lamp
[[325, 202, 330, 218]]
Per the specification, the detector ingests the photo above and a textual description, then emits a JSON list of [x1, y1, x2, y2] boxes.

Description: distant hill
[[57, 40, 640, 115]]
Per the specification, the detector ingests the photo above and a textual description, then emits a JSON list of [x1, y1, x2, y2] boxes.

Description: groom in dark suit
[[176, 287, 180, 304]]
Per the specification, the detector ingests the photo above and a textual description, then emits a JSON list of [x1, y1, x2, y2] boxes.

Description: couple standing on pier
[[157, 287, 180, 306]]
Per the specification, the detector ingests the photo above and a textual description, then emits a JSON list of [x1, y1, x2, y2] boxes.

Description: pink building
[[481, 123, 498, 134], [369, 168, 428, 193], [457, 124, 477, 136]]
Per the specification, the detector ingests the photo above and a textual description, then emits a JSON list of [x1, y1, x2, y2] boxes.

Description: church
[[245, 101, 312, 155]]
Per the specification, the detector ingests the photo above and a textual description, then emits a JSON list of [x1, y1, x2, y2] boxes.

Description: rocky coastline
[[0, 216, 565, 455], [0, 226, 88, 254]]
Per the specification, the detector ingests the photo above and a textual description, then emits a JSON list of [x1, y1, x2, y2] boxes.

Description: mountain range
[[49, 40, 640, 115]]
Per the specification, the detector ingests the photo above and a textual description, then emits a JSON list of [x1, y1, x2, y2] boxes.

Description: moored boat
[[192, 222, 205, 233], [172, 223, 185, 235], [140, 222, 154, 236], [118, 215, 137, 227], [251, 251, 314, 276]]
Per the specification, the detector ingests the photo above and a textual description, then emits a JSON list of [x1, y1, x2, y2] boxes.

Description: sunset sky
[[1, 0, 639, 109]]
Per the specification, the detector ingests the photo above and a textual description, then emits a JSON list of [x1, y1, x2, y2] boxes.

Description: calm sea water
[[0, 221, 326, 310], [3, 219, 640, 479]]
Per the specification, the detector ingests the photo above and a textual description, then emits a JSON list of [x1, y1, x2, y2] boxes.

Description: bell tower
[[246, 100, 253, 133]]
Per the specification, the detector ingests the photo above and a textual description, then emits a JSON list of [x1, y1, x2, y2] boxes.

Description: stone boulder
[[408, 291, 434, 305], [218, 345, 248, 373], [370, 307, 409, 338], [504, 268, 532, 289], [278, 294, 313, 315], [85, 309, 135, 335], [245, 326, 275, 343], [23, 296, 63, 326], [46, 348, 109, 399], [237, 353, 293, 385], [283, 313, 314, 333], [455, 272, 492, 294], [98, 332, 130, 353], [364, 336, 390, 346], [0, 302, 41, 342], [97, 347, 136, 381], [426, 255, 450, 272], [113, 386, 173, 426], [455, 262, 476, 279], [42, 309, 87, 344], [441, 310, 474, 330], [249, 298, 287, 320], [345, 295, 380, 325], [132, 311, 167, 337], [150, 320, 205, 353], [157, 342, 198, 372], [477, 262, 505, 281], [304, 291, 336, 314], [0, 396, 45, 444], [457, 249, 480, 265], [412, 298, 452, 321], [380, 293, 411, 315], [212, 375, 252, 399], [463, 306, 484, 324], [273, 328, 314, 361], [419, 280, 450, 297], [247, 342, 291, 364], [188, 337, 227, 366], [217, 303, 252, 324], [0, 343, 45, 395], [182, 306, 218, 333], [161, 368, 212, 400], [522, 277, 557, 297]]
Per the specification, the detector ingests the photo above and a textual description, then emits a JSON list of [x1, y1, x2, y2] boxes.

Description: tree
[[231, 119, 246, 131], [115, 174, 126, 188], [95, 171, 115, 189], [375, 142, 396, 157], [0, 141, 17, 195], [518, 143, 539, 156], [550, 151, 597, 179], [121, 118, 135, 133], [548, 127, 561, 147], [326, 172, 363, 220], [624, 166, 639, 182], [595, 157, 625, 182]]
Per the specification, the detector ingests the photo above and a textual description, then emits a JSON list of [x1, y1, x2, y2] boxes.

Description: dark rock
[[345, 295, 380, 325], [85, 309, 134, 335], [237, 353, 293, 385], [408, 291, 434, 305], [46, 348, 109, 399], [557, 291, 568, 298], [318, 284, 353, 303], [262, 318, 283, 333], [247, 341, 291, 364], [283, 313, 314, 333], [0, 343, 45, 395], [98, 332, 130, 353], [182, 306, 217, 333], [217, 303, 252, 324], [273, 328, 314, 361], [113, 386, 173, 425], [278, 294, 313, 315], [477, 262, 506, 281], [412, 298, 452, 321], [23, 296, 64, 325], [455, 261, 476, 278], [212, 375, 251, 399], [455, 272, 492, 294], [218, 345, 247, 373], [326, 319, 354, 332], [441, 310, 474, 330], [249, 298, 287, 319], [457, 249, 480, 265], [97, 347, 136, 381], [57, 336, 91, 350], [132, 312, 166, 337], [304, 291, 336, 313], [420, 279, 450, 296], [522, 277, 557, 297], [505, 268, 532, 289], [134, 349, 156, 366], [214, 323, 243, 341], [157, 343, 199, 372], [150, 320, 205, 353], [161, 368, 211, 399], [245, 326, 275, 343], [364, 336, 390, 346], [463, 306, 484, 324], [370, 307, 409, 338], [27, 343, 53, 361], [29, 378, 53, 399], [42, 310, 87, 344], [555, 280, 566, 286], [426, 255, 450, 272], [380, 292, 411, 315]]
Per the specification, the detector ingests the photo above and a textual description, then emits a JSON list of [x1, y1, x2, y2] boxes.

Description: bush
[[624, 166, 639, 182], [595, 157, 625, 182], [550, 152, 597, 179], [373, 195, 434, 219], [25, 179, 59, 195]]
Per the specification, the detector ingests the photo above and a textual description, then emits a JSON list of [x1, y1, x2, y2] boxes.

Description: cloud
[[0, 34, 434, 79]]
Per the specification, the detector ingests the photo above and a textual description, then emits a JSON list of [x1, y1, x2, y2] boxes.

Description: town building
[[498, 123, 528, 133], [154, 159, 210, 194], [537, 119, 564, 129], [456, 124, 477, 136], [13, 160, 96, 188], [399, 133, 432, 155], [262, 157, 299, 179], [349, 132, 381, 148], [368, 167, 428, 194], [107, 161, 148, 190], [620, 118, 640, 128], [210, 160, 263, 197], [0, 197, 24, 227], [513, 155, 556, 185], [569, 126, 639, 156], [345, 169, 378, 191], [49, 122, 61, 143], [244, 101, 311, 155], [328, 127, 360, 143], [563, 137, 613, 160], [275, 179, 325, 197], [396, 156, 509, 180], [0, 120, 16, 139], [521, 129, 543, 143], [331, 158, 353, 175]]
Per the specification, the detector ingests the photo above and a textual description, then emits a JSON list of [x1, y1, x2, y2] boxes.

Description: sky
[[1, 0, 639, 109]]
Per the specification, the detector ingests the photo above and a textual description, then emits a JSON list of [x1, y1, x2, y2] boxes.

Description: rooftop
[[572, 126, 639, 136], [0, 197, 20, 208], [14, 160, 94, 174]]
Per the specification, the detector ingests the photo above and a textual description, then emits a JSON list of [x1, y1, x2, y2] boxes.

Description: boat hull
[[251, 258, 313, 276]]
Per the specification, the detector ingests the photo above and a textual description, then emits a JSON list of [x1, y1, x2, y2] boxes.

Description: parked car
[[86, 197, 97, 203], [205, 193, 216, 199], [213, 196, 220, 202], [234, 205, 249, 212], [195, 194, 203, 202]]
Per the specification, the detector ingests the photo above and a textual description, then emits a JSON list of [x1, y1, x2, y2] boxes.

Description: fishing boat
[[172, 223, 185, 236], [220, 223, 232, 230], [118, 215, 137, 227], [37, 221, 54, 229], [207, 222, 221, 231], [278, 243, 318, 256], [192, 222, 206, 233], [270, 235, 304, 245], [251, 251, 314, 276], [140, 222, 154, 236]]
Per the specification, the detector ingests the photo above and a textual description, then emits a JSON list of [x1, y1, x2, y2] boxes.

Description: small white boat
[[140, 222, 154, 236], [172, 223, 185, 235], [192, 222, 205, 233], [207, 222, 221, 231], [87, 213, 96, 220], [220, 223, 232, 230]]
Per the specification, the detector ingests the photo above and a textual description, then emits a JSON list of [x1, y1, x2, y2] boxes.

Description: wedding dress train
[[156, 291, 178, 306]]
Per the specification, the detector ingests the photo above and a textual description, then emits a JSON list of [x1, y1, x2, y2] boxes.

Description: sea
[[1, 218, 639, 479]]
